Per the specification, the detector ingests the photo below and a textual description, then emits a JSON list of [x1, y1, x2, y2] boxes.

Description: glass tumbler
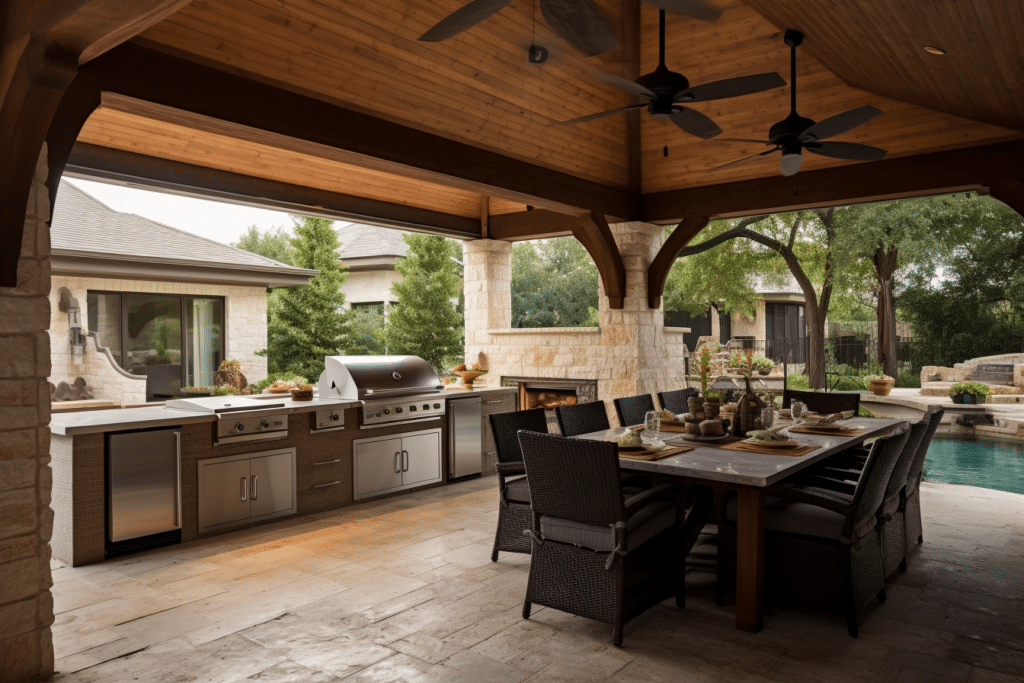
[[644, 411, 661, 439], [791, 401, 806, 421]]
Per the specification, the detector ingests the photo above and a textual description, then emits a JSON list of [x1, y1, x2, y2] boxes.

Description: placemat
[[717, 441, 820, 457], [788, 426, 867, 437], [619, 445, 694, 460]]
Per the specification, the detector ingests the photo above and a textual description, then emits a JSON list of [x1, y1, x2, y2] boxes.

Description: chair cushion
[[726, 496, 845, 541], [540, 501, 675, 552], [881, 493, 901, 518], [504, 476, 531, 504]]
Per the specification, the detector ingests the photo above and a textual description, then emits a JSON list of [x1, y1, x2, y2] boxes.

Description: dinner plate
[[795, 424, 848, 432], [743, 438, 803, 449], [677, 433, 731, 443]]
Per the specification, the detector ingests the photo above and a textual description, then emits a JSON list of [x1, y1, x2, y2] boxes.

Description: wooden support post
[[989, 180, 1024, 219], [647, 216, 710, 309], [735, 486, 766, 633]]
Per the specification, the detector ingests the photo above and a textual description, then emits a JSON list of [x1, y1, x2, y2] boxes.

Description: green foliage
[[753, 356, 774, 372], [511, 238, 598, 327], [348, 305, 387, 355], [949, 381, 991, 398], [218, 359, 241, 370], [232, 225, 296, 265], [385, 234, 464, 373], [252, 374, 309, 393], [264, 216, 351, 380], [786, 373, 809, 390], [895, 371, 921, 389]]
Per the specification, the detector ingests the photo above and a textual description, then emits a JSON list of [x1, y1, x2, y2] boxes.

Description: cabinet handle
[[314, 459, 342, 465], [395, 451, 401, 474], [240, 476, 247, 502], [485, 399, 504, 404], [402, 450, 409, 472], [251, 475, 258, 501], [314, 480, 342, 488]]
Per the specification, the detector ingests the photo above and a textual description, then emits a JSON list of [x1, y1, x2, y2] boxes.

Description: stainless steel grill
[[164, 396, 289, 445], [318, 355, 445, 427]]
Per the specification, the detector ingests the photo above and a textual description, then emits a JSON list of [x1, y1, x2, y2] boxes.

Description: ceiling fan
[[418, 0, 723, 58], [713, 29, 887, 176], [560, 9, 785, 140]]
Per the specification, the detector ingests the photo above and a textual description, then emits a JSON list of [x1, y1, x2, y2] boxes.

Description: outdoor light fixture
[[779, 145, 804, 176], [58, 287, 87, 359], [528, 45, 548, 64], [923, 46, 947, 55]]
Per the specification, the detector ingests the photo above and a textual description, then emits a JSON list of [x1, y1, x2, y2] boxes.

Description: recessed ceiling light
[[924, 46, 947, 55]]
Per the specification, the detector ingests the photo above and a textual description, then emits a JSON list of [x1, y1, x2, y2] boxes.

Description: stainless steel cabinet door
[[354, 437, 403, 498], [249, 452, 295, 519], [401, 431, 441, 487], [199, 459, 251, 530], [108, 429, 181, 542]]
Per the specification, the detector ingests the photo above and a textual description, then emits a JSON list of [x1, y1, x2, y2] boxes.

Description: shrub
[[895, 371, 921, 389], [948, 381, 991, 398], [786, 373, 810, 390]]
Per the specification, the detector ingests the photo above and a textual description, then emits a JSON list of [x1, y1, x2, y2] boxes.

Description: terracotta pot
[[868, 378, 895, 397]]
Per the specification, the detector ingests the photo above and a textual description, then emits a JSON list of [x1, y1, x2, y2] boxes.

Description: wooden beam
[[641, 141, 1024, 222], [64, 143, 484, 238], [479, 196, 489, 239], [489, 209, 587, 241], [620, 0, 642, 195], [647, 216, 710, 309], [74, 44, 637, 221], [989, 180, 1024, 219], [46, 80, 102, 220], [574, 212, 627, 310]]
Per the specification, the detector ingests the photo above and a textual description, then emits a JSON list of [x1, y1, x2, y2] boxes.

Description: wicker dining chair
[[517, 430, 711, 646], [555, 401, 610, 437], [782, 389, 860, 416], [903, 406, 944, 552], [657, 388, 698, 415], [613, 394, 656, 427], [719, 427, 910, 636], [487, 408, 549, 562]]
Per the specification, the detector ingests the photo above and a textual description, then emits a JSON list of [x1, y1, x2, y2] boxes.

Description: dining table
[[575, 416, 906, 633]]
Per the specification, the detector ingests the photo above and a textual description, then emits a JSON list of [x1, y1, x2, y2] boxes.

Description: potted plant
[[948, 381, 991, 405], [865, 374, 895, 396], [753, 356, 774, 376]]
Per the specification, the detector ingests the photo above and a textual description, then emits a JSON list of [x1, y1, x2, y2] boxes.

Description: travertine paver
[[51, 479, 1024, 682]]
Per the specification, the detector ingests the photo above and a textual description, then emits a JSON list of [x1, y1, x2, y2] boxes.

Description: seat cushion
[[504, 476, 531, 504], [540, 501, 676, 552], [726, 496, 846, 541]]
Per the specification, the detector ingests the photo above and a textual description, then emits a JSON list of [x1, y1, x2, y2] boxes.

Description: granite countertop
[[49, 397, 363, 436]]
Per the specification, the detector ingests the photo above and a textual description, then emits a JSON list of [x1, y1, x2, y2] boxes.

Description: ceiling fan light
[[780, 149, 803, 176]]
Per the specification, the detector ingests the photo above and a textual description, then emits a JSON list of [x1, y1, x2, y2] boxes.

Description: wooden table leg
[[735, 486, 765, 633]]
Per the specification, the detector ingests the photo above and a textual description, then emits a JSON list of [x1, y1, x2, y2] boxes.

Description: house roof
[[753, 275, 804, 297], [51, 181, 317, 288], [335, 223, 408, 261]]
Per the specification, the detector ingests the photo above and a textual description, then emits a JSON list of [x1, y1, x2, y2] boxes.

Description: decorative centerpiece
[[948, 381, 990, 405], [290, 382, 314, 401], [734, 375, 766, 436], [865, 374, 895, 396]]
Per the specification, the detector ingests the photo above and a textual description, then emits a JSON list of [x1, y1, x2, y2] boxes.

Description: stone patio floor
[[51, 478, 1024, 683]]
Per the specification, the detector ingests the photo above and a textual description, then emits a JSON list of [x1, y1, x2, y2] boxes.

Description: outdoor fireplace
[[522, 384, 578, 411], [501, 376, 599, 432]]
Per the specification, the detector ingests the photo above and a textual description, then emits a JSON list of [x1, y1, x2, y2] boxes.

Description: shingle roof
[[335, 223, 408, 261], [52, 181, 314, 276]]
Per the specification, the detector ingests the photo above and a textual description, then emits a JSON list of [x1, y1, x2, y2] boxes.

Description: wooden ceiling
[[69, 0, 1023, 222]]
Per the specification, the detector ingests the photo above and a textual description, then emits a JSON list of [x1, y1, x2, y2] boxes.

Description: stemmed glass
[[791, 401, 806, 422]]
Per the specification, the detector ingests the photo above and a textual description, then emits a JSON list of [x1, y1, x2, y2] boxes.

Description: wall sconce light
[[59, 287, 87, 359]]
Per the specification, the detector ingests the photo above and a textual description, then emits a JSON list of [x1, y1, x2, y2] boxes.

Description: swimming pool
[[924, 434, 1024, 495]]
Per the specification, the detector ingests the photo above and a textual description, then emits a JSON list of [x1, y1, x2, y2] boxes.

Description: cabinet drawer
[[481, 393, 516, 415]]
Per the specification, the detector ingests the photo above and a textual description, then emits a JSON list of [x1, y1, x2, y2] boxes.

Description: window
[[87, 291, 225, 400], [765, 302, 806, 363]]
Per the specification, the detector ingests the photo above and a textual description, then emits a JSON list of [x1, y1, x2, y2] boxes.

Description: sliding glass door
[[185, 297, 224, 389]]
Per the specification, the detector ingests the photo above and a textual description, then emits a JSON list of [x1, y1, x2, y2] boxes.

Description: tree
[[263, 216, 350, 380], [511, 237, 598, 327], [232, 224, 295, 265], [385, 234, 464, 373], [348, 305, 387, 355]]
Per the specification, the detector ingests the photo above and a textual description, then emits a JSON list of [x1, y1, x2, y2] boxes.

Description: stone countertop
[[49, 397, 363, 436], [440, 386, 516, 398]]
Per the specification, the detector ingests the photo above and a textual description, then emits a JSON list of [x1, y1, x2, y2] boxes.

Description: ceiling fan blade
[[710, 147, 780, 171], [669, 107, 722, 139], [540, 0, 618, 57], [562, 104, 649, 125], [642, 0, 722, 22], [714, 138, 775, 145], [799, 105, 882, 142], [675, 73, 785, 102], [418, 0, 513, 41], [804, 141, 887, 161], [592, 71, 657, 99]]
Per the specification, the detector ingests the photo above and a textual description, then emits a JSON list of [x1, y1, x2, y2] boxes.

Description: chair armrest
[[772, 484, 853, 516], [495, 462, 525, 476], [787, 474, 856, 496], [624, 482, 678, 518]]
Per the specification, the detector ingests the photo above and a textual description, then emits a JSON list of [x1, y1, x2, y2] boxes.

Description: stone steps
[[920, 381, 1024, 397]]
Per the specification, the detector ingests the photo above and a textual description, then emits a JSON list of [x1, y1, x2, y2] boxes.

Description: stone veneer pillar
[[464, 222, 687, 426], [0, 148, 56, 680]]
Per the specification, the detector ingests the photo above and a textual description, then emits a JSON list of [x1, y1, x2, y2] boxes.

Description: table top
[[576, 418, 906, 487]]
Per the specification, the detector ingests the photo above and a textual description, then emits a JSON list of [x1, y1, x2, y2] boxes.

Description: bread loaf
[[700, 420, 725, 436]]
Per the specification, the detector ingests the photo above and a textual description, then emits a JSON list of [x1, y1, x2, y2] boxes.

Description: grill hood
[[318, 355, 443, 401]]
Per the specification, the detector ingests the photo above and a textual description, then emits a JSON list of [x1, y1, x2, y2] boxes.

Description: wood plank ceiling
[[72, 0, 1023, 222]]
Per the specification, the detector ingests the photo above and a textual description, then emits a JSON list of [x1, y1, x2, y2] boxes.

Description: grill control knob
[[260, 420, 271, 429], [234, 423, 246, 433], [396, 407, 403, 413], [383, 408, 391, 415], [423, 404, 430, 411], [330, 413, 340, 422], [433, 403, 441, 409]]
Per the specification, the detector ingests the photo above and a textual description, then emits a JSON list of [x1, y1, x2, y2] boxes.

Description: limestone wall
[[49, 276, 269, 402], [0, 148, 55, 680], [342, 269, 401, 306], [465, 223, 688, 427]]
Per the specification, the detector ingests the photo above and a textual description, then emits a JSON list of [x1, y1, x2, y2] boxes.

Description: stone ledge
[[488, 327, 601, 335]]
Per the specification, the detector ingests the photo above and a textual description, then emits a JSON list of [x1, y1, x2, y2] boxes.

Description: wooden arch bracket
[[573, 212, 627, 310], [989, 180, 1024, 218], [647, 216, 710, 309]]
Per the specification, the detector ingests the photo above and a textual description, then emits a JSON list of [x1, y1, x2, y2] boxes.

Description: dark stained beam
[[489, 209, 585, 241], [575, 212, 627, 310], [75, 43, 637, 221], [64, 143, 484, 239], [989, 180, 1024, 219], [647, 216, 710, 309], [641, 140, 1024, 222]]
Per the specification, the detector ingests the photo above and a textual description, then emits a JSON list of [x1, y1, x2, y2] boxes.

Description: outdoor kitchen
[[48, 356, 515, 567]]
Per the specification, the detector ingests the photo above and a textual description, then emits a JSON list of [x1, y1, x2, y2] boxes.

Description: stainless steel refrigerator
[[448, 396, 482, 479], [108, 428, 182, 551]]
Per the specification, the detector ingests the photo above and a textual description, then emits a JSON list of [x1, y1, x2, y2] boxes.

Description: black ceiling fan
[[560, 9, 785, 140], [713, 29, 887, 176], [419, 0, 723, 58]]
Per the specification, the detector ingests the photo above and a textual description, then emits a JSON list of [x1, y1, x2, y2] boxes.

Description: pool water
[[924, 434, 1024, 495]]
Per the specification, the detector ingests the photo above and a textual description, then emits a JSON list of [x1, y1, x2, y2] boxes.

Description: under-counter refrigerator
[[107, 428, 182, 556], [448, 396, 482, 479]]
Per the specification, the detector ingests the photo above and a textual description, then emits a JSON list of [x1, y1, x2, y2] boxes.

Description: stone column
[[463, 239, 511, 365], [0, 148, 55, 680]]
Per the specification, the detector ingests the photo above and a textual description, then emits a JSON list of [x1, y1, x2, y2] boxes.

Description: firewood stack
[[532, 393, 578, 410]]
